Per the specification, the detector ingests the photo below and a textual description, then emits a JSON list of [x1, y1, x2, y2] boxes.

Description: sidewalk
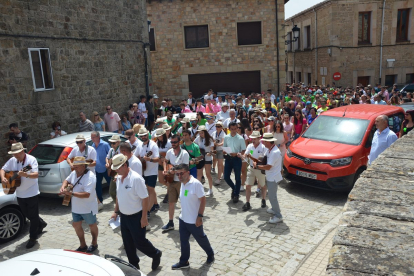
[[294, 228, 336, 276]]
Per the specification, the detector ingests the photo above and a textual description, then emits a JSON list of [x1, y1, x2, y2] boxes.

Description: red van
[[283, 105, 404, 191]]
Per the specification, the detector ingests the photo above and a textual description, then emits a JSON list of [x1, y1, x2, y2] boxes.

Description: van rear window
[[30, 145, 65, 165], [302, 116, 370, 145]]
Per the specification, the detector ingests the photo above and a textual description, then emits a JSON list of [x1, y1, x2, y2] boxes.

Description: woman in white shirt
[[154, 128, 172, 187], [50, 121, 67, 138], [194, 125, 215, 196]]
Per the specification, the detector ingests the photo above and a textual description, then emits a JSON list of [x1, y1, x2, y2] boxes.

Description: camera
[[57, 126, 61, 130]]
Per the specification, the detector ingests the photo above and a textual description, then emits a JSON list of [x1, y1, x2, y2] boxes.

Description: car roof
[[0, 249, 124, 276], [38, 132, 118, 147], [320, 105, 405, 120]]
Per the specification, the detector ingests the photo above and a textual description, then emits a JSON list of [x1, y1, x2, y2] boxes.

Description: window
[[307, 73, 312, 85], [149, 28, 156, 51], [294, 32, 300, 50], [287, 32, 292, 51], [296, 72, 302, 83], [304, 26, 311, 49], [358, 12, 371, 44], [28, 48, 54, 92], [385, 75, 397, 87], [184, 25, 209, 49], [406, 73, 414, 83], [397, 9, 410, 42], [237, 21, 262, 45]]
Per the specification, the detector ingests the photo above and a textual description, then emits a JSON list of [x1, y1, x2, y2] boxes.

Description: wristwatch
[[71, 192, 74, 197], [198, 214, 204, 218]]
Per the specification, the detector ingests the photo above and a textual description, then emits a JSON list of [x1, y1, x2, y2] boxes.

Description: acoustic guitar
[[164, 162, 175, 183], [107, 158, 118, 179], [247, 154, 267, 175], [61, 183, 74, 206], [158, 152, 167, 166], [2, 165, 32, 195], [140, 151, 153, 172]]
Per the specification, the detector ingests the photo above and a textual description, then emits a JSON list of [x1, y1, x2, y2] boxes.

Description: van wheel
[[353, 168, 365, 186], [0, 208, 24, 244]]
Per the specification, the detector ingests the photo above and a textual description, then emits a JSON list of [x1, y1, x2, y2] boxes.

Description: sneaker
[[162, 194, 169, 203], [161, 222, 174, 231], [220, 176, 224, 180], [261, 199, 266, 208], [232, 195, 239, 203], [147, 211, 151, 218], [151, 250, 162, 270], [211, 168, 216, 174], [214, 179, 221, 185], [75, 245, 88, 252], [206, 254, 215, 264], [154, 204, 160, 211], [38, 220, 47, 235], [172, 262, 190, 270], [86, 244, 98, 253], [266, 208, 276, 215], [205, 189, 213, 196], [146, 224, 151, 231], [255, 189, 261, 198], [240, 186, 245, 192], [150, 205, 156, 213], [269, 216, 283, 224], [242, 202, 251, 211], [26, 239, 37, 249], [98, 203, 104, 211]]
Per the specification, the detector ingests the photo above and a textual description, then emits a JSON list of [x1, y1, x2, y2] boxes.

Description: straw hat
[[108, 135, 121, 142], [261, 133, 278, 143], [249, 131, 261, 139], [153, 128, 166, 138], [155, 118, 164, 124], [132, 124, 142, 134], [8, 142, 26, 155], [75, 134, 86, 142], [72, 156, 89, 166], [197, 125, 207, 132], [162, 124, 171, 131], [137, 127, 149, 136], [216, 121, 223, 126], [111, 154, 128, 170]]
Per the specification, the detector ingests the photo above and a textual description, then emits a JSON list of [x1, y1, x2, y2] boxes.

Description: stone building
[[146, 0, 288, 100], [285, 0, 414, 87], [0, 0, 150, 163]]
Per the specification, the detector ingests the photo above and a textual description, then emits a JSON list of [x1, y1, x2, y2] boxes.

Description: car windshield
[[302, 116, 370, 145], [30, 145, 64, 165]]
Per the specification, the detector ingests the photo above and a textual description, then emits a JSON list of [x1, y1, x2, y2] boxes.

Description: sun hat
[[222, 103, 229, 107], [75, 134, 86, 142], [182, 117, 190, 123], [162, 124, 171, 131], [111, 154, 128, 170], [153, 128, 166, 138], [8, 142, 26, 155], [261, 132, 278, 143], [108, 135, 121, 142], [72, 156, 89, 166], [137, 127, 149, 136], [197, 125, 207, 131], [267, 116, 276, 121], [216, 121, 223, 126], [155, 118, 164, 124], [249, 131, 261, 139]]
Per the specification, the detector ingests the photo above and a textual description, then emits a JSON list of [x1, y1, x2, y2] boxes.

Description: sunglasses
[[106, 108, 111, 111], [238, 127, 242, 129], [216, 125, 222, 128], [175, 172, 187, 177], [76, 141, 84, 144], [171, 140, 179, 144], [276, 126, 281, 128], [110, 142, 117, 145], [254, 128, 260, 130], [94, 114, 99, 116]]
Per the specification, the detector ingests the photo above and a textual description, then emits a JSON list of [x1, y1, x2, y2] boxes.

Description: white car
[[0, 249, 145, 276]]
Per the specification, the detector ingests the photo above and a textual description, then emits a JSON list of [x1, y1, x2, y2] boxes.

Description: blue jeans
[[96, 171, 111, 203], [190, 166, 197, 178], [224, 157, 242, 197], [266, 180, 283, 219], [179, 219, 214, 264]]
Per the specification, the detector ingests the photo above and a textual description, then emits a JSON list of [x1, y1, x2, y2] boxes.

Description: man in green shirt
[[166, 111, 175, 127], [181, 129, 201, 178]]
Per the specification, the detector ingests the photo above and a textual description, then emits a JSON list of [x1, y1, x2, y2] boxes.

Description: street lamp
[[285, 25, 300, 45]]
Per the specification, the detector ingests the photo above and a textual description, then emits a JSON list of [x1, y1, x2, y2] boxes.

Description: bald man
[[368, 115, 398, 165]]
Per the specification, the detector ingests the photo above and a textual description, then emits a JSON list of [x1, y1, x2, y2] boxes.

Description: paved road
[[0, 175, 347, 276]]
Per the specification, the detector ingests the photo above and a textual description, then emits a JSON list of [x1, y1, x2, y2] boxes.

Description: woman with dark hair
[[121, 114, 132, 134], [194, 125, 215, 196], [252, 123, 263, 137], [307, 107, 318, 125], [400, 110, 414, 137], [197, 111, 207, 126], [154, 128, 172, 187], [251, 116, 264, 130], [241, 118, 252, 139], [283, 106, 294, 118], [273, 120, 288, 160], [177, 118, 191, 135], [237, 108, 248, 121], [50, 121, 67, 138], [292, 109, 307, 140]]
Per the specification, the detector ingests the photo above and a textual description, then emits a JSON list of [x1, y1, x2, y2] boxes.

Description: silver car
[[0, 191, 24, 243], [29, 132, 126, 196]]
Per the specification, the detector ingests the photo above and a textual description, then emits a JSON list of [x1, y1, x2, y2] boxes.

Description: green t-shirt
[[198, 118, 207, 126], [285, 96, 291, 102], [182, 142, 201, 169], [166, 118, 175, 127]]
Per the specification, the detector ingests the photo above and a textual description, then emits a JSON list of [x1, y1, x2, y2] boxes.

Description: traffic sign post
[[333, 72, 342, 81]]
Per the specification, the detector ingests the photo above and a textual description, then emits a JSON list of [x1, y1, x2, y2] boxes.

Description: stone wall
[[0, 0, 149, 164], [286, 0, 414, 86], [327, 129, 414, 275], [147, 0, 286, 100]]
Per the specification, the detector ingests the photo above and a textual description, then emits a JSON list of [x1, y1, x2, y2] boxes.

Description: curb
[[276, 212, 342, 276]]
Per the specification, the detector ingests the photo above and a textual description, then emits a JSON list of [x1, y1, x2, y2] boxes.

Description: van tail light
[[28, 144, 37, 154], [57, 147, 73, 163]]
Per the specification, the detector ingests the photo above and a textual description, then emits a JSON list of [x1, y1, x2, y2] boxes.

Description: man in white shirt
[[1, 142, 47, 249], [216, 103, 230, 122], [205, 115, 216, 136], [368, 115, 398, 165], [139, 95, 149, 127], [203, 89, 214, 102], [189, 118, 199, 140], [110, 154, 162, 271], [223, 109, 240, 130], [171, 163, 214, 270], [67, 134, 97, 173], [242, 131, 267, 211], [162, 134, 190, 231], [104, 106, 122, 133], [106, 135, 121, 201], [124, 129, 143, 156], [137, 127, 160, 220], [120, 142, 142, 175], [59, 156, 98, 253], [253, 133, 283, 224]]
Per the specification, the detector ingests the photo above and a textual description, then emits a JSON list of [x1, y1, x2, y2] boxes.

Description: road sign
[[333, 72, 342, 81]]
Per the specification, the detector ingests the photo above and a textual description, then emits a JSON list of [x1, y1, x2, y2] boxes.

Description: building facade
[[0, 0, 149, 163], [147, 0, 287, 100], [285, 0, 414, 87]]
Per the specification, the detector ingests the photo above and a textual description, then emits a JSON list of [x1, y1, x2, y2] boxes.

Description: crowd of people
[[2, 82, 414, 272]]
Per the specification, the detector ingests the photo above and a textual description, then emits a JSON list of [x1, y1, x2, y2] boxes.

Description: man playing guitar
[[67, 134, 97, 173]]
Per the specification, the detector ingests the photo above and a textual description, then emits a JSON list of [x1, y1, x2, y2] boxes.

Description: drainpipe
[[314, 8, 318, 85], [143, 43, 150, 98], [292, 20, 295, 83], [275, 0, 281, 97], [379, 0, 386, 85]]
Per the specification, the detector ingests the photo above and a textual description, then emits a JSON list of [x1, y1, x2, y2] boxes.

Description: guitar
[[2, 165, 32, 195], [140, 151, 153, 171], [107, 158, 118, 178], [70, 158, 94, 171], [247, 154, 267, 175], [158, 152, 167, 166], [61, 183, 74, 206], [164, 162, 175, 183]]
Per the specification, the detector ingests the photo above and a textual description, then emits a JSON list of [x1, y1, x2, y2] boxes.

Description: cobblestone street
[[0, 176, 347, 276]]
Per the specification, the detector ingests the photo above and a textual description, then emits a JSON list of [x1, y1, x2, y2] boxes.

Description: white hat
[[108, 135, 121, 142], [197, 125, 207, 132], [249, 131, 261, 139], [137, 127, 149, 136], [8, 142, 26, 155], [153, 128, 166, 138], [261, 132, 278, 143], [162, 124, 171, 131], [222, 103, 229, 107], [72, 156, 89, 166], [75, 134, 86, 142], [111, 154, 128, 170]]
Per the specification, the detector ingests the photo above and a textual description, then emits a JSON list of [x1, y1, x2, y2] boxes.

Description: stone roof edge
[[285, 0, 332, 21]]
